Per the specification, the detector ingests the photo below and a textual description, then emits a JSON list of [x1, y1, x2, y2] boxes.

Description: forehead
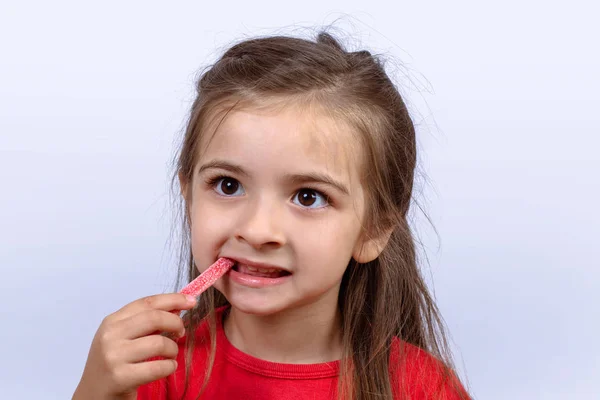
[[199, 106, 363, 185]]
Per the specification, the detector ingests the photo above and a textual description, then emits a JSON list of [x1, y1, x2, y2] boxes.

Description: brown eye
[[298, 190, 316, 206], [294, 189, 327, 208], [215, 177, 243, 196]]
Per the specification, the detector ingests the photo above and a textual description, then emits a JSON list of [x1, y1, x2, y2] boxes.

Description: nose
[[234, 196, 286, 250]]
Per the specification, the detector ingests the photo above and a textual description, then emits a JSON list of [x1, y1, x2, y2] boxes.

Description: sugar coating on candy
[[180, 258, 234, 297]]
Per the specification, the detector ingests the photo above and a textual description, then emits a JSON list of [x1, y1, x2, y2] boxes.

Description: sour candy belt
[[180, 257, 234, 297], [158, 258, 233, 343]]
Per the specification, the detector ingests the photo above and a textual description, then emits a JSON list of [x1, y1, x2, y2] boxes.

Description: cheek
[[295, 215, 361, 264], [189, 184, 234, 231], [188, 199, 233, 256]]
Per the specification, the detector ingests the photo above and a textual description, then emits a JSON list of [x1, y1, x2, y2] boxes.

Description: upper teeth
[[246, 266, 277, 273]]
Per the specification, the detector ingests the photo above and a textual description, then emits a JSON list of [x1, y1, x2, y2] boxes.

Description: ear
[[352, 227, 394, 263]]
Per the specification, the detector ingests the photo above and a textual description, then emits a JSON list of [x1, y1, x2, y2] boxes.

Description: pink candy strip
[[180, 257, 234, 297]]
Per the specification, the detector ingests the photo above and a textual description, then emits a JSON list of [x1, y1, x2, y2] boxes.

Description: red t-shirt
[[137, 308, 467, 399]]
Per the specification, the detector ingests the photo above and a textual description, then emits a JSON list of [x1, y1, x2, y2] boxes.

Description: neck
[[223, 302, 342, 364]]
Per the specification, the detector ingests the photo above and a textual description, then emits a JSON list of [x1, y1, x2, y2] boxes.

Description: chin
[[231, 305, 281, 317], [226, 294, 290, 317]]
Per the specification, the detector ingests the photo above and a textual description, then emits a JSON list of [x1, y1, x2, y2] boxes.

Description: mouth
[[231, 260, 291, 279]]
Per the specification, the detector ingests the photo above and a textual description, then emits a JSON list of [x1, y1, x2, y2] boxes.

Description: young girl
[[73, 32, 469, 400]]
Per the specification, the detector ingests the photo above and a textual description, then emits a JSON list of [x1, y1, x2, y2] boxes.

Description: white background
[[1, 1, 598, 399]]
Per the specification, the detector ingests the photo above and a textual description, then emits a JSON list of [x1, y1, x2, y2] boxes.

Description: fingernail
[[185, 295, 196, 303]]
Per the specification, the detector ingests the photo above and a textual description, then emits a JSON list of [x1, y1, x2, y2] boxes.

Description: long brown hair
[[172, 30, 468, 400]]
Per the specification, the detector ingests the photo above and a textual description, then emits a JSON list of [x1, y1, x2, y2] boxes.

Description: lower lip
[[228, 268, 291, 288]]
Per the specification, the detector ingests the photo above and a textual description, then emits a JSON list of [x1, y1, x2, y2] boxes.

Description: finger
[[117, 309, 186, 340], [115, 359, 178, 390], [110, 293, 196, 322], [124, 335, 179, 363]]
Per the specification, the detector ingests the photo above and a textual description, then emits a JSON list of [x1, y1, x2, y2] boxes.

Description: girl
[[73, 32, 469, 400]]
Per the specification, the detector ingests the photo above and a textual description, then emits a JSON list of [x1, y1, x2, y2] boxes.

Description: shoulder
[[389, 339, 470, 400]]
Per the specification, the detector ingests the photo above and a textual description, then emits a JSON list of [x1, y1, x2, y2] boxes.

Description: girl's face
[[187, 106, 369, 317]]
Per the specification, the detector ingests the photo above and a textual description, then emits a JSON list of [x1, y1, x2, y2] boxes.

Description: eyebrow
[[198, 160, 250, 178], [198, 160, 350, 195], [283, 172, 350, 195]]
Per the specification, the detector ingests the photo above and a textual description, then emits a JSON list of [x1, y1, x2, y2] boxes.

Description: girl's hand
[[72, 293, 197, 400]]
